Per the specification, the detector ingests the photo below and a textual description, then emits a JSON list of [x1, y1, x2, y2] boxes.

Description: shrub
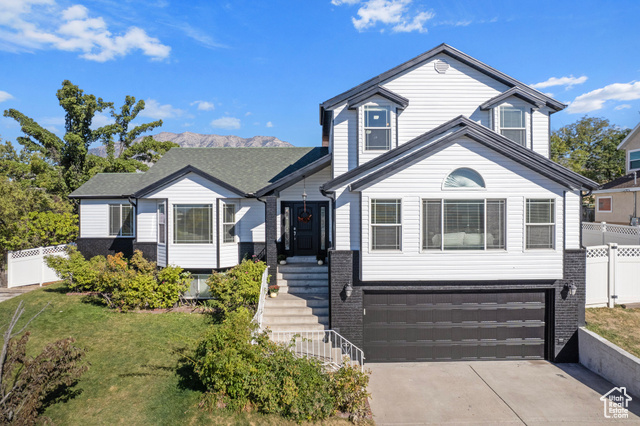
[[191, 310, 336, 421], [46, 248, 191, 310], [329, 362, 371, 423], [206, 259, 267, 316]]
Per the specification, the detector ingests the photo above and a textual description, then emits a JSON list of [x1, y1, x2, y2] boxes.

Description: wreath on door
[[298, 177, 312, 223]]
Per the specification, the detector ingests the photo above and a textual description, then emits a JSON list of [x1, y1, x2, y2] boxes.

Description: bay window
[[173, 204, 212, 244], [525, 199, 555, 249], [371, 199, 401, 250], [423, 199, 505, 250], [222, 203, 236, 243], [109, 203, 134, 237]]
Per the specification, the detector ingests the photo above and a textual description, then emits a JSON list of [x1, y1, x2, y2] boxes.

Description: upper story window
[[525, 199, 555, 249], [444, 168, 485, 189], [364, 105, 391, 151], [173, 204, 213, 244], [629, 150, 640, 171], [109, 203, 134, 237], [499, 105, 526, 146]]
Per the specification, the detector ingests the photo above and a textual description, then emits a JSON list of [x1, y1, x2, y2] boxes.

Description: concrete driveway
[[367, 361, 640, 425]]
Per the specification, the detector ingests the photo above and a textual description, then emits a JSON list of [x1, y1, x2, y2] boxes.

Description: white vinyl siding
[[136, 199, 157, 242], [332, 104, 358, 177], [357, 137, 566, 281], [565, 191, 581, 249], [79, 199, 127, 238], [144, 172, 240, 269], [531, 107, 551, 157], [236, 199, 265, 242]]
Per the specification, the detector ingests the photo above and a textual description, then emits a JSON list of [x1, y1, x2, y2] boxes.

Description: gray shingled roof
[[69, 147, 330, 198]]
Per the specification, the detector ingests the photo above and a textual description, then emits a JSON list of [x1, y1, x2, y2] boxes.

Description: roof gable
[[480, 87, 546, 110], [346, 86, 409, 109], [618, 122, 640, 150], [322, 116, 597, 192], [320, 44, 565, 114]]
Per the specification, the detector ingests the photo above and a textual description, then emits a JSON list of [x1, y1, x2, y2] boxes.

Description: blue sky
[[0, 0, 639, 148]]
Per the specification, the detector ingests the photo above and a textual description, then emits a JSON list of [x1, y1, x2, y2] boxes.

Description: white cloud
[[40, 116, 65, 126], [91, 113, 114, 128], [245, 111, 252, 116], [615, 104, 632, 111], [190, 100, 215, 111], [567, 81, 640, 114], [335, 0, 434, 33], [166, 21, 228, 50], [139, 99, 183, 119], [211, 116, 240, 129], [266, 121, 273, 128], [0, 90, 13, 102], [531, 75, 588, 90], [0, 0, 170, 61]]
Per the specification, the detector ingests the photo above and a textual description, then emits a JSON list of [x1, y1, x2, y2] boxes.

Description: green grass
[[0, 284, 350, 425], [585, 306, 640, 358]]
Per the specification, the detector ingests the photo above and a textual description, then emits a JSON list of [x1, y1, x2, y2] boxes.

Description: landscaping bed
[[0, 284, 355, 425], [585, 306, 640, 358]]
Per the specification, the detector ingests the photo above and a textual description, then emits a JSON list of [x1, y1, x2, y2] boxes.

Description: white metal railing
[[269, 330, 365, 371], [582, 222, 640, 246], [252, 266, 270, 328], [8, 244, 69, 288]]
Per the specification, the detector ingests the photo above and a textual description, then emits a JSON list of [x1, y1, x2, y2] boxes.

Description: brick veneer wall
[[132, 242, 157, 262], [239, 242, 266, 263], [265, 196, 278, 284], [329, 249, 587, 362], [77, 238, 134, 259]]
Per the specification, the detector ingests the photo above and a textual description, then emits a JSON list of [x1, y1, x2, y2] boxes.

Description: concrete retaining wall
[[579, 327, 640, 398]]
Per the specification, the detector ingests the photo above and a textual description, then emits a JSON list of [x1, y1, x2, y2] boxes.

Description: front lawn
[[585, 306, 640, 358], [0, 284, 350, 425]]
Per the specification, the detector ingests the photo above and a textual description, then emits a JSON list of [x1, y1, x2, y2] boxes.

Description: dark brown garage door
[[363, 291, 547, 362]]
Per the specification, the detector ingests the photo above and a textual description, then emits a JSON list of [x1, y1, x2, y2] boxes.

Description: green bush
[[205, 259, 267, 316], [191, 310, 336, 421], [329, 362, 371, 423], [46, 247, 191, 310]]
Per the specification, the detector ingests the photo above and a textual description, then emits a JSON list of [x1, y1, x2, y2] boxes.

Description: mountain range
[[89, 131, 293, 156]]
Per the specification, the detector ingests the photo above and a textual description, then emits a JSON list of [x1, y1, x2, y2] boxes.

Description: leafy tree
[[3, 80, 176, 193], [551, 117, 630, 184]]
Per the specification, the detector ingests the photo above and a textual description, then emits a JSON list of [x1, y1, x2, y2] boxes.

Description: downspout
[[320, 187, 336, 251]]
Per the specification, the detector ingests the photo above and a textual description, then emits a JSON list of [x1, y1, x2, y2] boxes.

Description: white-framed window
[[364, 105, 391, 151], [371, 199, 401, 251], [596, 196, 612, 213], [499, 105, 526, 146], [629, 149, 640, 171], [444, 168, 486, 189], [173, 204, 213, 244], [525, 199, 555, 250], [109, 203, 134, 237], [423, 199, 505, 250], [222, 203, 236, 244], [157, 202, 166, 244]]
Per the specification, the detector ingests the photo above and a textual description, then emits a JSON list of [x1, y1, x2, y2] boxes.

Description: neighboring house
[[70, 44, 598, 363], [594, 123, 640, 225]]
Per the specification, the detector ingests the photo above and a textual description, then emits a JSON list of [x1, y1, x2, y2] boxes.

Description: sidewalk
[[0, 285, 42, 303]]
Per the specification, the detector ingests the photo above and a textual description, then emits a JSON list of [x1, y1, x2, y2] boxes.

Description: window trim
[[442, 167, 487, 191], [172, 204, 213, 245], [108, 203, 135, 238], [221, 202, 236, 244], [596, 196, 612, 213], [524, 198, 556, 251], [370, 198, 402, 252], [362, 104, 393, 152], [157, 201, 166, 245], [498, 104, 527, 146], [629, 149, 640, 172], [421, 198, 506, 252]]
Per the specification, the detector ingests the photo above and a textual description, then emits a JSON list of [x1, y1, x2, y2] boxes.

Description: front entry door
[[282, 201, 328, 257]]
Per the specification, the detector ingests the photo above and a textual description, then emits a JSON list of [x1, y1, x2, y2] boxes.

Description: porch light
[[565, 283, 578, 297], [344, 283, 353, 298]]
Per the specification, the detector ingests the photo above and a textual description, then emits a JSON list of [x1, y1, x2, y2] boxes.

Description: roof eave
[[255, 155, 332, 197], [133, 165, 247, 198]]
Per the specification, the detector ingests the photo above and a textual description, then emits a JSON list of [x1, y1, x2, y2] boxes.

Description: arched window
[[444, 168, 485, 189]]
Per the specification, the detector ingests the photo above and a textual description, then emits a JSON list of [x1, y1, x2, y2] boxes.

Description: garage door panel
[[363, 291, 548, 362]]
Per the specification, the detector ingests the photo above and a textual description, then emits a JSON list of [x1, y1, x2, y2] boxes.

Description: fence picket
[[586, 243, 640, 307], [7, 244, 69, 288]]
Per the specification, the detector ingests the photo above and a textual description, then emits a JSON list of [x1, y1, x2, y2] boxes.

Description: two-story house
[[70, 44, 597, 363], [594, 122, 640, 225]]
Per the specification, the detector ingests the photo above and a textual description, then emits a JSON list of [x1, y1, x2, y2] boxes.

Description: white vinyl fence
[[7, 245, 68, 288], [586, 244, 640, 307], [582, 222, 640, 246]]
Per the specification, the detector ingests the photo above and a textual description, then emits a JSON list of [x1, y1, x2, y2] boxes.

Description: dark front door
[[282, 201, 328, 257], [363, 291, 548, 362]]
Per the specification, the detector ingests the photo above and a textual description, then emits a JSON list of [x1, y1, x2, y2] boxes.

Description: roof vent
[[434, 59, 450, 74]]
